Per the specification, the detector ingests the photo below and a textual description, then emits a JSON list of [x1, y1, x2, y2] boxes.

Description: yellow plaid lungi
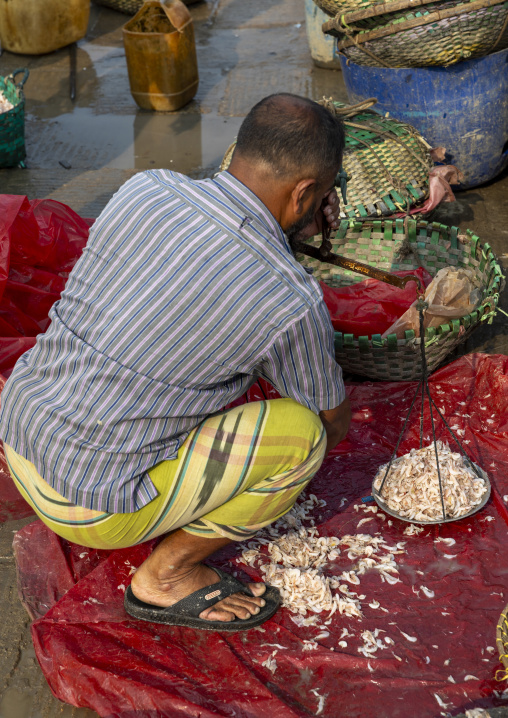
[[4, 399, 326, 550]]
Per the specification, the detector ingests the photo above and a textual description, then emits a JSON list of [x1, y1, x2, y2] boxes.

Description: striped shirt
[[0, 170, 345, 513]]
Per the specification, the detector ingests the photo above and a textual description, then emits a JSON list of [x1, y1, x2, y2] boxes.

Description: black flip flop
[[124, 567, 281, 632]]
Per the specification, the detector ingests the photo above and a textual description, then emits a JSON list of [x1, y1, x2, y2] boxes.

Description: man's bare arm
[[319, 397, 351, 456]]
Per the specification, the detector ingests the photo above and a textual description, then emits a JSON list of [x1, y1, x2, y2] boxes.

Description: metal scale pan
[[371, 461, 491, 525]]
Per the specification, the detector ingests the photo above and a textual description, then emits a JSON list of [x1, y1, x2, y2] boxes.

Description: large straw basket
[[315, 0, 383, 13], [296, 219, 503, 381], [93, 0, 143, 13], [93, 0, 198, 13], [496, 602, 508, 681], [220, 100, 433, 219], [0, 69, 28, 168], [322, 0, 508, 67]]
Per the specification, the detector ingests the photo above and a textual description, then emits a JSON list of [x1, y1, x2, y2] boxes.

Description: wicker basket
[[295, 219, 503, 381], [0, 69, 28, 169], [220, 100, 433, 219], [323, 0, 508, 67], [496, 602, 508, 681], [93, 0, 143, 13], [316, 0, 438, 15], [93, 0, 199, 12]]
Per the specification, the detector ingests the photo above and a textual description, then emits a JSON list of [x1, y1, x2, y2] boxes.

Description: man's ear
[[291, 178, 317, 216]]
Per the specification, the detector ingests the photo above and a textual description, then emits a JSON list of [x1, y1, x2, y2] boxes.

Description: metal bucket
[[340, 48, 508, 188]]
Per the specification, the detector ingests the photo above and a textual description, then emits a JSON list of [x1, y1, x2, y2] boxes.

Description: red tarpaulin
[[12, 354, 508, 718], [0, 195, 91, 521], [0, 195, 90, 377]]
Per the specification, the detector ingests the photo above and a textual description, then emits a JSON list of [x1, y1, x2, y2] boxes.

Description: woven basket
[[93, 0, 143, 13], [93, 0, 199, 13], [220, 100, 433, 219], [316, 0, 440, 16], [496, 602, 508, 681], [323, 0, 508, 67], [295, 218, 503, 381], [0, 69, 28, 169]]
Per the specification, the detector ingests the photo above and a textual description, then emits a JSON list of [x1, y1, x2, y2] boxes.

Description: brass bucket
[[122, 0, 199, 111]]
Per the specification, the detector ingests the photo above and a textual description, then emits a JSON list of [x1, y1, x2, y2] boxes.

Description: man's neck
[[227, 158, 289, 230]]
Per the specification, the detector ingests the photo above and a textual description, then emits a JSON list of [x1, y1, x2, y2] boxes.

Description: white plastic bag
[[382, 267, 482, 339]]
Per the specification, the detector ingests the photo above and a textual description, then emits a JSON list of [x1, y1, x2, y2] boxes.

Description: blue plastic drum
[[339, 49, 508, 189]]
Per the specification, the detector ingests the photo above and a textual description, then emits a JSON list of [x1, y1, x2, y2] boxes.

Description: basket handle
[[9, 68, 29, 89]]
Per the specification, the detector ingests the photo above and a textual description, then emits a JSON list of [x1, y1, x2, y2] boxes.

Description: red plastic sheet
[[0, 195, 91, 522], [13, 354, 508, 717], [0, 195, 90, 377], [0, 372, 33, 522], [321, 267, 432, 337]]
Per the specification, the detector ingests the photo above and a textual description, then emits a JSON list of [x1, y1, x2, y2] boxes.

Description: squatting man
[[0, 93, 351, 631]]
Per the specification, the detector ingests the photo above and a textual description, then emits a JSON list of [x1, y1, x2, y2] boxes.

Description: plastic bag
[[0, 195, 90, 375], [0, 196, 91, 271], [382, 266, 482, 339], [321, 266, 432, 337]]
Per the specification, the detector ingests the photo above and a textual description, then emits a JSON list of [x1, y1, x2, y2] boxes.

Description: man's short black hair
[[235, 93, 345, 179]]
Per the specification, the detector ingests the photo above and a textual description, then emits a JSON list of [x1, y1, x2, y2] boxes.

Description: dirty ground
[[0, 0, 507, 716]]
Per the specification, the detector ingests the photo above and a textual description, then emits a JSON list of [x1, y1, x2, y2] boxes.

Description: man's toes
[[223, 593, 260, 613], [248, 582, 267, 598], [220, 598, 253, 619], [198, 586, 268, 623], [199, 605, 236, 622], [234, 603, 259, 618]]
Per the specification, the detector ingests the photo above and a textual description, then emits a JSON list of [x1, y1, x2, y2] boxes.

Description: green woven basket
[[296, 219, 504, 381], [0, 69, 29, 169], [220, 100, 433, 219], [323, 0, 508, 67]]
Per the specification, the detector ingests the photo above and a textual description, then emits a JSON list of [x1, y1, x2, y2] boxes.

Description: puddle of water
[[128, 112, 243, 176], [0, 688, 34, 718], [0, 685, 96, 718], [26, 106, 243, 176]]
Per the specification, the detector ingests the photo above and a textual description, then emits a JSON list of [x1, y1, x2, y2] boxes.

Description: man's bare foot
[[130, 530, 267, 623]]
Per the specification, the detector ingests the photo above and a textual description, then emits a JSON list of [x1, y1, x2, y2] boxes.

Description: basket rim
[[325, 0, 449, 25], [334, 297, 498, 344], [325, 0, 507, 48]]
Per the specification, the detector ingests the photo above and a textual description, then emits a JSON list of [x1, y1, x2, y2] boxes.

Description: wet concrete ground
[[0, 0, 507, 716]]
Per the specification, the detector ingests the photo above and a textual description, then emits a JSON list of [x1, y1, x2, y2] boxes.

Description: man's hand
[[312, 188, 341, 237], [319, 396, 351, 456], [321, 188, 340, 233], [296, 188, 341, 242]]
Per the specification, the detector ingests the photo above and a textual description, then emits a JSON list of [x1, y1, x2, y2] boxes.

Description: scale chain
[[377, 298, 483, 520]]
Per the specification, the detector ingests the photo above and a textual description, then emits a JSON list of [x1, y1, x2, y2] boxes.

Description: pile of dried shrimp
[[373, 441, 488, 522], [239, 494, 402, 621]]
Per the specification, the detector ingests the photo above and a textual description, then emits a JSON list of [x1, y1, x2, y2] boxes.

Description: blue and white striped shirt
[[0, 171, 345, 513]]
